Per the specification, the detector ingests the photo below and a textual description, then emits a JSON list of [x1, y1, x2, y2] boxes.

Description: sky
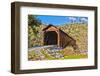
[[35, 15, 88, 26]]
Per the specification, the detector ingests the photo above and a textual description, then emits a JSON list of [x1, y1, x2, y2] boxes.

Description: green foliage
[[28, 15, 41, 27], [28, 15, 42, 48], [41, 49, 55, 60], [28, 51, 36, 60]]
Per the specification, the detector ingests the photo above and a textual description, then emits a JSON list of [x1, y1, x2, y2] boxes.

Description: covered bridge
[[42, 24, 78, 49]]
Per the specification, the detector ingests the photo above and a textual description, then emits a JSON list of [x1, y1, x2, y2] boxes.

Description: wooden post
[[57, 30, 60, 47], [42, 31, 45, 45]]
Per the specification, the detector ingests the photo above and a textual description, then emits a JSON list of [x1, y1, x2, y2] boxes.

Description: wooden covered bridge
[[42, 24, 78, 50]]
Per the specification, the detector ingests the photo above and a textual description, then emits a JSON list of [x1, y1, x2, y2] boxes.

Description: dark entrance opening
[[44, 31, 57, 45]]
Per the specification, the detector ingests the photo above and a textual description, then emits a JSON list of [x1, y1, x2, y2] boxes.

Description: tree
[[28, 15, 41, 36], [28, 15, 42, 48]]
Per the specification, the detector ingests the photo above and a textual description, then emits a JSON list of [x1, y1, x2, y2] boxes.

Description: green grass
[[28, 50, 88, 60], [41, 50, 55, 60], [63, 54, 87, 59], [28, 50, 36, 60], [29, 50, 35, 55]]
